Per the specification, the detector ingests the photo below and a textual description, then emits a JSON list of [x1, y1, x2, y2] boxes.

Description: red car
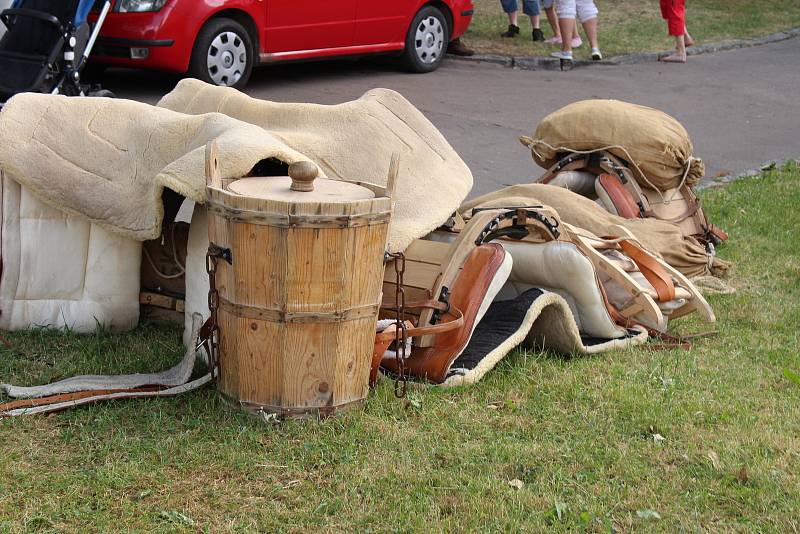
[[92, 0, 474, 88]]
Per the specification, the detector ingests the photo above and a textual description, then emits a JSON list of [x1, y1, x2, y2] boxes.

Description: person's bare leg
[[529, 14, 541, 29], [581, 17, 598, 49], [662, 34, 687, 62], [559, 17, 575, 52], [684, 27, 694, 46], [508, 11, 519, 26], [545, 5, 560, 39]]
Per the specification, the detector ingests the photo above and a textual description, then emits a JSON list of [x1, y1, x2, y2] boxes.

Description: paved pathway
[[110, 38, 800, 197]]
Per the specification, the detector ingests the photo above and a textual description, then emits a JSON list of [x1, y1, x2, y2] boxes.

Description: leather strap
[[598, 283, 695, 351], [536, 154, 589, 184], [597, 173, 641, 219], [0, 374, 214, 417], [382, 299, 450, 313], [654, 198, 702, 224], [706, 224, 729, 243], [370, 310, 466, 386], [374, 308, 465, 343], [0, 386, 164, 412], [617, 240, 676, 302]]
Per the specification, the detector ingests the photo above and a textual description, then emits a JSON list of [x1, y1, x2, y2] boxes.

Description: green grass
[[2, 163, 800, 532], [465, 0, 800, 59]]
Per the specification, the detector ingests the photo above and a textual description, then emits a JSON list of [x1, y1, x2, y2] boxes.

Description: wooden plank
[[383, 259, 442, 291], [403, 238, 450, 265], [283, 323, 336, 408], [139, 291, 184, 312]]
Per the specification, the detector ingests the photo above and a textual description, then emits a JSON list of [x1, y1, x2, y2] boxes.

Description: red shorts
[[660, 0, 685, 37]]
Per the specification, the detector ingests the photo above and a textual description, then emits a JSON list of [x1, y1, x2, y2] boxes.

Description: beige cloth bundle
[[522, 99, 705, 190]]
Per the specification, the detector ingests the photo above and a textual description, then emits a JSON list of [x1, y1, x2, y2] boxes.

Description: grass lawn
[[464, 0, 800, 59], [2, 162, 800, 532]]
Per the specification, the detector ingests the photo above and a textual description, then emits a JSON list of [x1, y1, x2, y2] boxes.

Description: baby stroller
[[0, 0, 112, 106]]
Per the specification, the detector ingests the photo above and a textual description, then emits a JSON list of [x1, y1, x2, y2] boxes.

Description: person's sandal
[[501, 24, 520, 38], [532, 28, 545, 42]]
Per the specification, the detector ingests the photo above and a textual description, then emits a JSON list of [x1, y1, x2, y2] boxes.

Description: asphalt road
[[108, 37, 800, 198]]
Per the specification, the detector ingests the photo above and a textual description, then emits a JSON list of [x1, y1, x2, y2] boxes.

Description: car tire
[[402, 6, 450, 73], [189, 17, 254, 89]]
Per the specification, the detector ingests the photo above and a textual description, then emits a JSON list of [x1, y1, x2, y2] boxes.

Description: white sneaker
[[591, 47, 602, 60], [551, 50, 573, 60]]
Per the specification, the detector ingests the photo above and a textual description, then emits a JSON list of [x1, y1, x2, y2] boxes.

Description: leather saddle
[[373, 207, 560, 384], [537, 150, 729, 247]]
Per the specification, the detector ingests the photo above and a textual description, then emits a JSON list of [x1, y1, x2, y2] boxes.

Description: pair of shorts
[[541, 0, 554, 8], [555, 0, 598, 22], [500, 0, 541, 17]]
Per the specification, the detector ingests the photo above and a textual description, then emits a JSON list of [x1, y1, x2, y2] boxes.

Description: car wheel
[[402, 5, 450, 73], [189, 18, 254, 89]]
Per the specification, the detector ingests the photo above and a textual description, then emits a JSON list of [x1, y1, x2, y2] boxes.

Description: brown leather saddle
[[373, 207, 560, 385], [538, 150, 728, 247]]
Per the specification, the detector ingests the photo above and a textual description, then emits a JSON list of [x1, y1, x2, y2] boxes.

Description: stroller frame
[[0, 0, 111, 107]]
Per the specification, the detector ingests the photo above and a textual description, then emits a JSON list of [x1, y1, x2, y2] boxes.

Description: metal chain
[[385, 252, 408, 398], [205, 244, 231, 379]]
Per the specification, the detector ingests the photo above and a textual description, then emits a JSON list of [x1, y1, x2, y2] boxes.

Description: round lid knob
[[289, 161, 319, 192]]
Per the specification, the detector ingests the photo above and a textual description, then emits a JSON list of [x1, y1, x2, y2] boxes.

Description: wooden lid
[[228, 161, 375, 203]]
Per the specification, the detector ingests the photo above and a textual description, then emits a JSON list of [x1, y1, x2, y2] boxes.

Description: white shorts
[[555, 0, 599, 22]]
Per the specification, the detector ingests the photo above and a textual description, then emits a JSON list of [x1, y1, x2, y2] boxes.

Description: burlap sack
[[522, 99, 705, 190], [460, 184, 729, 279]]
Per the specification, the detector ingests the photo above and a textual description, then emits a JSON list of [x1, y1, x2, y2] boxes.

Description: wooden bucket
[[205, 149, 393, 419]]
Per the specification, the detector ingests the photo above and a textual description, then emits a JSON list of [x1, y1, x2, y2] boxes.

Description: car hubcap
[[414, 16, 444, 64], [207, 31, 247, 86]]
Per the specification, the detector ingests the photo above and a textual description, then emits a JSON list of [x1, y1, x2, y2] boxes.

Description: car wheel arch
[[197, 8, 260, 59], [420, 1, 454, 37]]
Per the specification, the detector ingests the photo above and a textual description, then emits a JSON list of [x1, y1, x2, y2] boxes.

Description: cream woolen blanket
[[0, 82, 473, 252], [0, 93, 311, 241], [157, 79, 473, 252]]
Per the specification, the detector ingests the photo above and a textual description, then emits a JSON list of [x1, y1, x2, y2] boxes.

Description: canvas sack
[[523, 99, 705, 190]]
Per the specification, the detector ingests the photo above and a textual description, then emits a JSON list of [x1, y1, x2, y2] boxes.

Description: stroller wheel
[[88, 89, 115, 98]]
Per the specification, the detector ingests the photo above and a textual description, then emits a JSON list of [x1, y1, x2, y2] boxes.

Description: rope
[[689, 275, 736, 295], [142, 224, 186, 280]]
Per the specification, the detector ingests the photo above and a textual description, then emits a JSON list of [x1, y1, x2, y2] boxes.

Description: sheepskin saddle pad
[[443, 288, 646, 387], [0, 81, 472, 252]]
